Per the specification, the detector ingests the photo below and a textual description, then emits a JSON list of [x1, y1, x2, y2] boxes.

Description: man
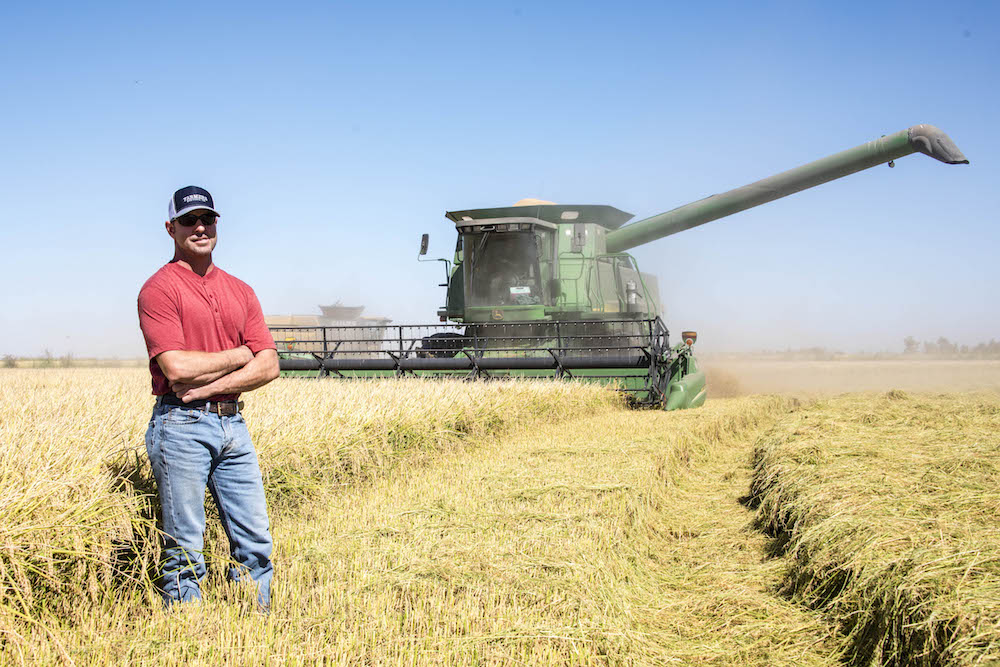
[[137, 185, 279, 611]]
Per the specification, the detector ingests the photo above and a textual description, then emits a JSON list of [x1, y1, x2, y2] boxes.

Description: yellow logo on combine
[[492, 309, 504, 321]]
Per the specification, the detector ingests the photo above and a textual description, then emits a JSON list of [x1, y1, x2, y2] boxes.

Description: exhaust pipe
[[907, 124, 969, 164]]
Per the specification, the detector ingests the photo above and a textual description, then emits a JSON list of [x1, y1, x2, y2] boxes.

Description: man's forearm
[[174, 350, 280, 402], [156, 347, 253, 385], [175, 360, 243, 387]]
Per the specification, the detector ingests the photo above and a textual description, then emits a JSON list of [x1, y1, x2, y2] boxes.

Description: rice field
[[1, 366, 999, 664]]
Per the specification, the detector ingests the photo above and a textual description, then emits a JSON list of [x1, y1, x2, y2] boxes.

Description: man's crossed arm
[[157, 346, 254, 385], [156, 347, 280, 402]]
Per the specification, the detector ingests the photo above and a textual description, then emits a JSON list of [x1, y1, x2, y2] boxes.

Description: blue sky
[[1, 0, 996, 356]]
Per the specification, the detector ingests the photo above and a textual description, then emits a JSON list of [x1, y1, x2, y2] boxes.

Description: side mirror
[[419, 234, 429, 256]]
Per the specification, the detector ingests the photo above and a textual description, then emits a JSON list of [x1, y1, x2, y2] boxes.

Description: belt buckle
[[211, 401, 241, 417]]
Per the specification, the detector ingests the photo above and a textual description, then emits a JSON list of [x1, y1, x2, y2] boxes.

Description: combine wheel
[[419, 332, 467, 358]]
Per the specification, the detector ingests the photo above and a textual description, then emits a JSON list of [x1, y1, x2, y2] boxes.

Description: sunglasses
[[175, 212, 218, 227]]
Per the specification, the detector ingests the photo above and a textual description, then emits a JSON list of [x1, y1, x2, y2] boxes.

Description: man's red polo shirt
[[138, 262, 276, 399]]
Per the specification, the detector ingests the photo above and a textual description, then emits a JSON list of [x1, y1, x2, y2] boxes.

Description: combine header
[[271, 124, 968, 409], [270, 318, 698, 408]]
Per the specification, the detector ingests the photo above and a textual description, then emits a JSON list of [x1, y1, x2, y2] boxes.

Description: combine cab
[[272, 124, 967, 409]]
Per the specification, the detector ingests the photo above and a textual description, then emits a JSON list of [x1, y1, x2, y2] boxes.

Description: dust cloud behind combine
[[704, 360, 1000, 398]]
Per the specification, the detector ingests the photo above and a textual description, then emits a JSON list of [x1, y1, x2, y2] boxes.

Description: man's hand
[[174, 382, 218, 403], [170, 382, 203, 398]]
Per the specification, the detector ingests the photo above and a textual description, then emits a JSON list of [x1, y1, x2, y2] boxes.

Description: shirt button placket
[[206, 283, 223, 326]]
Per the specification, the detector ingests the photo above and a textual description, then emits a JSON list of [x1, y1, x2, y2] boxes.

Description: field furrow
[[749, 391, 1000, 666]]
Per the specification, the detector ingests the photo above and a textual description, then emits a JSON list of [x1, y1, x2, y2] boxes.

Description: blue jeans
[[144, 399, 273, 610]]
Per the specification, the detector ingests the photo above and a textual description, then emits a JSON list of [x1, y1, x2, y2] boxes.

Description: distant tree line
[[1, 352, 144, 368], [903, 337, 1000, 359], [2, 350, 74, 367], [708, 338, 1000, 362]]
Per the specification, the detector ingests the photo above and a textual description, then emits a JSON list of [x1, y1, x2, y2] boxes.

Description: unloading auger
[[270, 125, 968, 409]]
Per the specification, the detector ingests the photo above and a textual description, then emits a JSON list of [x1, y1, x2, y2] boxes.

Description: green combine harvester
[[270, 124, 968, 409]]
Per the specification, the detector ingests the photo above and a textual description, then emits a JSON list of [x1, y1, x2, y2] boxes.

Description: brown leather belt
[[160, 394, 244, 416]]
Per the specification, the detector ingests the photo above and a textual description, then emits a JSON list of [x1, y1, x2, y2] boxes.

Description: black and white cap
[[168, 185, 221, 221]]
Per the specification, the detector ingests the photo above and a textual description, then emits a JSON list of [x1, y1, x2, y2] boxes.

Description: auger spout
[[605, 124, 968, 254]]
